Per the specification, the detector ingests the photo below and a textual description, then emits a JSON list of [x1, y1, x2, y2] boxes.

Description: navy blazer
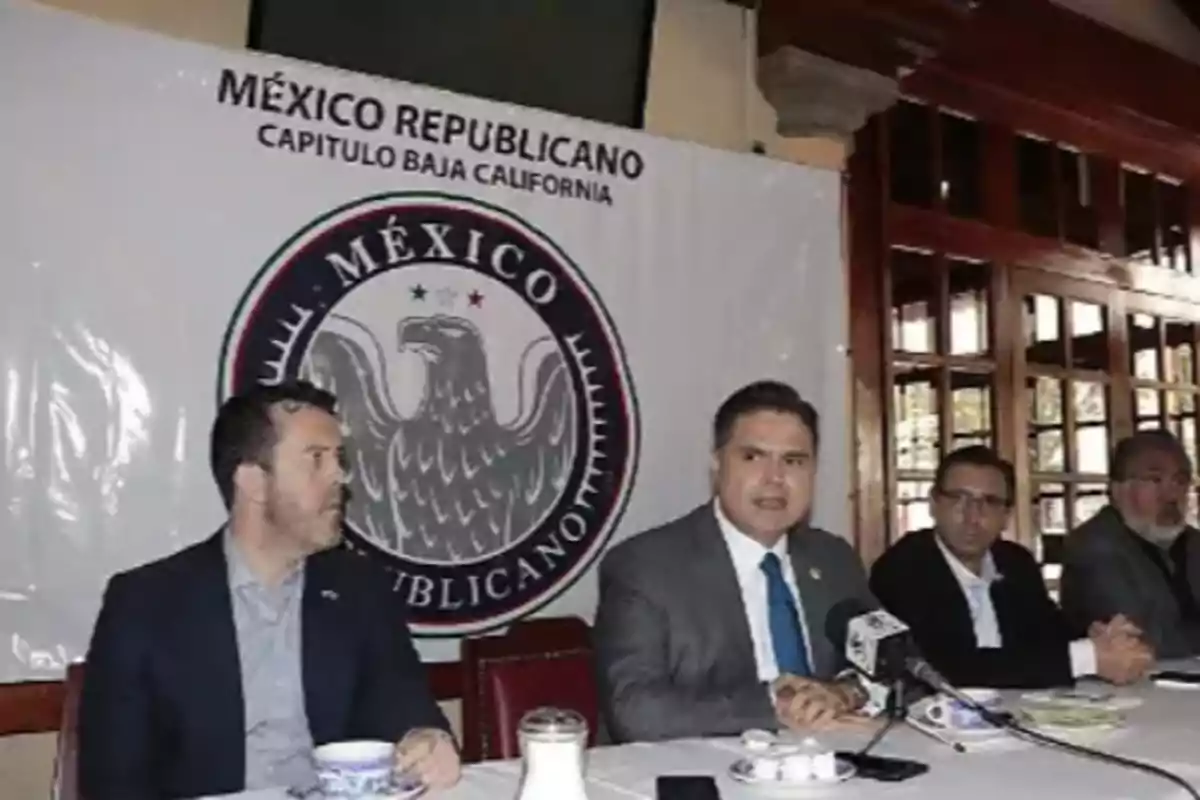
[[869, 528, 1075, 689], [78, 532, 449, 800]]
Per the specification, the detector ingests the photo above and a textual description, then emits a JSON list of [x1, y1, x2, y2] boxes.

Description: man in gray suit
[[594, 381, 876, 743], [1061, 429, 1200, 658]]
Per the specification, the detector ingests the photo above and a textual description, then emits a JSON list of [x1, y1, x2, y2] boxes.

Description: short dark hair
[[934, 445, 1015, 506], [1110, 429, 1192, 481], [712, 380, 819, 451], [209, 380, 337, 509]]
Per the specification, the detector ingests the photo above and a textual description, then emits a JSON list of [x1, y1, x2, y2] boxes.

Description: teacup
[[313, 739, 395, 799], [924, 688, 1002, 730]]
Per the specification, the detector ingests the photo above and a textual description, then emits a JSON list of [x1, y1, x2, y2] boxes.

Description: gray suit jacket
[[1060, 505, 1200, 659], [593, 503, 874, 743]]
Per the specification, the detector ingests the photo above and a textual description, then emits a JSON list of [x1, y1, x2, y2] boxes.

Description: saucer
[[907, 698, 1007, 740], [729, 757, 855, 794], [288, 776, 426, 800]]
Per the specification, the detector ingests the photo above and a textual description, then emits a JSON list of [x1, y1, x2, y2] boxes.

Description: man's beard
[[1128, 510, 1186, 545], [265, 491, 337, 551]]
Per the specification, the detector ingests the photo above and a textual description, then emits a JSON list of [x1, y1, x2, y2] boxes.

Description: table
[[218, 662, 1200, 800]]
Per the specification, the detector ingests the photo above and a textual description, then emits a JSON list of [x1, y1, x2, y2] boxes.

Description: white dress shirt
[[714, 500, 814, 682], [934, 536, 1097, 678]]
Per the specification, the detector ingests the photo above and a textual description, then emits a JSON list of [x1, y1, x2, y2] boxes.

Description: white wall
[[34, 0, 248, 46], [643, 0, 846, 168]]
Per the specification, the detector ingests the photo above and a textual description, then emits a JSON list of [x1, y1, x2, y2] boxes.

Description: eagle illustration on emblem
[[302, 313, 576, 563]]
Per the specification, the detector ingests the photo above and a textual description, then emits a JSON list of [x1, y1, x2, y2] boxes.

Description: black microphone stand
[[855, 677, 907, 756], [951, 694, 1200, 800]]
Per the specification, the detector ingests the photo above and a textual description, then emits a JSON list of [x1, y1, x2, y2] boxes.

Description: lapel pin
[[809, 567, 822, 581], [321, 589, 339, 601]]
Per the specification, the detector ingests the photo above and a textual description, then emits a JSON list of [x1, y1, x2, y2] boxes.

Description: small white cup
[[925, 689, 1001, 730], [313, 740, 395, 799], [750, 757, 780, 781], [780, 754, 814, 782], [741, 729, 776, 753], [810, 751, 838, 781]]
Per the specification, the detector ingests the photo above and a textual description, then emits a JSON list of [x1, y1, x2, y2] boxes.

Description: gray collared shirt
[[224, 532, 316, 792]]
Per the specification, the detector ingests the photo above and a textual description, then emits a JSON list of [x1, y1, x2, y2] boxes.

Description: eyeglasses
[[1126, 473, 1191, 489], [936, 488, 1010, 512]]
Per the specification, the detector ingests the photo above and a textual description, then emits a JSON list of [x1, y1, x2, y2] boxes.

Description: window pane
[[950, 371, 993, 450], [1124, 168, 1158, 266], [896, 481, 934, 535], [1070, 301, 1107, 371], [1062, 149, 1098, 248], [1024, 294, 1065, 366], [890, 101, 934, 208], [1034, 483, 1067, 534], [1033, 482, 1067, 579], [1130, 313, 1161, 380], [1028, 377, 1064, 472], [1166, 390, 1198, 467], [948, 259, 989, 355], [894, 364, 941, 471], [1134, 388, 1163, 429], [1160, 180, 1190, 274], [1074, 380, 1109, 474], [890, 249, 938, 354], [1164, 319, 1196, 384], [1073, 482, 1108, 528], [941, 112, 982, 219], [1018, 136, 1058, 238]]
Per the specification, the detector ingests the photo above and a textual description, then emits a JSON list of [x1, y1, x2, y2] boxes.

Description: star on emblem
[[435, 287, 459, 308]]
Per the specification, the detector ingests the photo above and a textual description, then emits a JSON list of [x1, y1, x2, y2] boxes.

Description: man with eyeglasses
[[1061, 429, 1200, 658], [870, 445, 1152, 689]]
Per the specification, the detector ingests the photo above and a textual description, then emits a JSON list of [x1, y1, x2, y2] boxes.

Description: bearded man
[[1062, 429, 1200, 659]]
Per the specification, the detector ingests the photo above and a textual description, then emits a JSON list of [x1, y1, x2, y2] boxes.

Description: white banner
[[0, 0, 847, 681]]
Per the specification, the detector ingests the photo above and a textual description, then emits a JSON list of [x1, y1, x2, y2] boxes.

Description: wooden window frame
[[849, 44, 1200, 565]]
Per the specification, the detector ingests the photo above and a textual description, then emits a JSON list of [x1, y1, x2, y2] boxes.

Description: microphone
[[823, 600, 915, 685], [823, 600, 922, 763]]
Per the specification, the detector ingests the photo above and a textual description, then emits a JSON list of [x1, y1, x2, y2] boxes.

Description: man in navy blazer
[[870, 446, 1153, 690], [78, 381, 459, 800]]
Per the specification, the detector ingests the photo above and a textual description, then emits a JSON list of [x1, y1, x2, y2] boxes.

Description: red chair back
[[460, 617, 598, 762], [52, 662, 85, 800]]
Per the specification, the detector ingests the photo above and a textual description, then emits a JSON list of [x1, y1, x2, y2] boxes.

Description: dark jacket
[[78, 532, 448, 800], [870, 528, 1075, 689], [1061, 505, 1200, 659]]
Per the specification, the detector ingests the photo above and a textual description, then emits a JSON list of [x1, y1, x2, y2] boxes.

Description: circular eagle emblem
[[218, 192, 639, 635]]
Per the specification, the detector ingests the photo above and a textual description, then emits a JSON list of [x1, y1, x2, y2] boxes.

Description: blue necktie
[[760, 553, 811, 676]]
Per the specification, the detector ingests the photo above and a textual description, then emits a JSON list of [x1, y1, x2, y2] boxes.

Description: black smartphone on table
[[837, 751, 929, 782], [656, 775, 721, 800]]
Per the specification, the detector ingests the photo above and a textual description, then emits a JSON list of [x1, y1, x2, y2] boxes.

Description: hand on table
[[1090, 615, 1155, 685], [772, 674, 866, 731], [396, 728, 461, 791], [1090, 614, 1143, 643]]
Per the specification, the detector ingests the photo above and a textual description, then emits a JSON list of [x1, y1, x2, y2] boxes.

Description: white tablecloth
[[217, 661, 1200, 800]]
